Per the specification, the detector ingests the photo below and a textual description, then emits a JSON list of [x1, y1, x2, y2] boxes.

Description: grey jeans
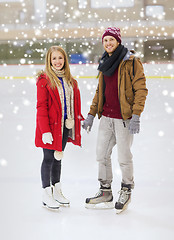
[[96, 116, 134, 188]]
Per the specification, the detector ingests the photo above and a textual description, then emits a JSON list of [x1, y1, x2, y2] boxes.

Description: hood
[[123, 50, 136, 61]]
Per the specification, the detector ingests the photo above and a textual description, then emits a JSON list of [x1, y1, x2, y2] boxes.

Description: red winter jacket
[[35, 73, 84, 151]]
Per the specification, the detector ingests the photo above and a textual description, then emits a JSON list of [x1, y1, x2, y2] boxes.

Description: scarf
[[98, 44, 128, 76], [51, 66, 75, 136], [51, 66, 66, 78]]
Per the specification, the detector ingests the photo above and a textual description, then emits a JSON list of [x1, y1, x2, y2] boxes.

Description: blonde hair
[[45, 46, 73, 88]]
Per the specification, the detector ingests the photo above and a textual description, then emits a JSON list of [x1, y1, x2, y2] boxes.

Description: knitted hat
[[102, 27, 122, 43]]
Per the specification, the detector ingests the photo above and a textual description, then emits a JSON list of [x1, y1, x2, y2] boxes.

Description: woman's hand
[[42, 132, 53, 144]]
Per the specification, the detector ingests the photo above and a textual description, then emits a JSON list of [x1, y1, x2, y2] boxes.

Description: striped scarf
[[51, 66, 75, 138]]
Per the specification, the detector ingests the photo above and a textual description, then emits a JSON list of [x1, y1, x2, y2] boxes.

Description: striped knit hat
[[102, 27, 122, 43]]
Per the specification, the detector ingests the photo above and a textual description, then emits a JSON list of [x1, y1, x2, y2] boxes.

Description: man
[[82, 27, 148, 213]]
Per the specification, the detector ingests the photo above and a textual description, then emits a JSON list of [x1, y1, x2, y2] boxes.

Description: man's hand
[[128, 114, 140, 134], [82, 114, 94, 133]]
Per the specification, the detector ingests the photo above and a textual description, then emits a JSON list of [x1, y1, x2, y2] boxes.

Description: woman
[[35, 46, 84, 210]]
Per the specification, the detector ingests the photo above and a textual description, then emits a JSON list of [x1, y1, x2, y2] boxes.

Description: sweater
[[102, 68, 122, 119]]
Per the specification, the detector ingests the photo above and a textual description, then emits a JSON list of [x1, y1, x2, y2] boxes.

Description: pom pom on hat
[[102, 27, 122, 43], [54, 150, 63, 160]]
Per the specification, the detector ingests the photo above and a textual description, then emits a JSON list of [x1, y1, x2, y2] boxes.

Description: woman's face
[[103, 36, 120, 56], [51, 50, 65, 70]]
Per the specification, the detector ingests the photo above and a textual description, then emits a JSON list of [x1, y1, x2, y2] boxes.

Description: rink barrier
[[0, 76, 96, 79], [0, 76, 174, 79]]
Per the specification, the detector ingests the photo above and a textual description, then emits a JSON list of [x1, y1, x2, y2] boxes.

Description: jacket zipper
[[118, 61, 126, 128]]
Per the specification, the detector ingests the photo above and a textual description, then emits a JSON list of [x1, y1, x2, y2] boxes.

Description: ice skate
[[42, 186, 60, 210], [85, 187, 114, 209], [115, 183, 131, 214], [52, 182, 70, 207]]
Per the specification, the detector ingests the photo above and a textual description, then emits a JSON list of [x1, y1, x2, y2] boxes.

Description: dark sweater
[[102, 68, 122, 119]]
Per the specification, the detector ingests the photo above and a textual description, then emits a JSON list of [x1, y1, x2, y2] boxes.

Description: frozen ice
[[0, 64, 174, 240], [0, 159, 7, 167]]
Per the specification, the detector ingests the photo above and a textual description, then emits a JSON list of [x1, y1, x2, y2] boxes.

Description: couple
[[35, 27, 148, 213]]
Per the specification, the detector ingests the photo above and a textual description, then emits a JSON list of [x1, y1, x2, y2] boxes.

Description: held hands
[[42, 132, 53, 144], [128, 114, 140, 134], [82, 114, 94, 133]]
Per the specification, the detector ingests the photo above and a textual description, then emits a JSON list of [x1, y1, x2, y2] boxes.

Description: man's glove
[[128, 114, 140, 134], [82, 114, 94, 133], [42, 132, 53, 144]]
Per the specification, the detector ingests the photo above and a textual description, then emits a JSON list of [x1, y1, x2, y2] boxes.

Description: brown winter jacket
[[89, 51, 148, 120]]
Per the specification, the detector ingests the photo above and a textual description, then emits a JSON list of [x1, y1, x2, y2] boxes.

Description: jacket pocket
[[125, 88, 134, 105]]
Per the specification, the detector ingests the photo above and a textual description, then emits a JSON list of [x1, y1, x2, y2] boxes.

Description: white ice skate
[[52, 182, 70, 207], [42, 186, 60, 210]]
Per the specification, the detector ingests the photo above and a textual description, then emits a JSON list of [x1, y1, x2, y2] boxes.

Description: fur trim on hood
[[36, 70, 45, 79]]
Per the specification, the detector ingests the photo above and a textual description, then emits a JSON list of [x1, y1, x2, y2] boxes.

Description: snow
[[0, 64, 174, 240]]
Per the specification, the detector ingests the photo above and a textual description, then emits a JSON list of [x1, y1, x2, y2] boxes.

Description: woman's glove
[[82, 114, 94, 133], [42, 132, 53, 144], [128, 114, 140, 134]]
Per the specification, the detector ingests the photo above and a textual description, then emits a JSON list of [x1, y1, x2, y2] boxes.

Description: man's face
[[103, 36, 120, 56]]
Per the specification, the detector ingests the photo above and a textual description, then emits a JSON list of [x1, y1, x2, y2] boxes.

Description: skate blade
[[115, 205, 128, 214], [57, 202, 70, 207], [85, 201, 114, 210], [55, 200, 70, 207], [42, 202, 60, 211]]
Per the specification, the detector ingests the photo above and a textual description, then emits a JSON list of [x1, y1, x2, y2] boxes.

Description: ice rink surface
[[0, 64, 174, 240]]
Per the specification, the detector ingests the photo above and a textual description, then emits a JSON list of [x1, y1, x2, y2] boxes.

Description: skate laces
[[94, 189, 112, 198], [118, 189, 131, 204], [95, 189, 102, 197], [53, 185, 66, 199], [58, 188, 67, 200]]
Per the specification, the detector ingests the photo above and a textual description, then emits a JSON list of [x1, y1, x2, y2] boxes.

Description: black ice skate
[[115, 183, 131, 214], [85, 186, 114, 209]]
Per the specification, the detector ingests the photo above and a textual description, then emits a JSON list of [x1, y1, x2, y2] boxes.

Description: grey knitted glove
[[128, 114, 140, 134], [82, 114, 94, 132]]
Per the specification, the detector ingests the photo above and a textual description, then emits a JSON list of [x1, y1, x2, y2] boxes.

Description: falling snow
[[0, 1, 174, 240]]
